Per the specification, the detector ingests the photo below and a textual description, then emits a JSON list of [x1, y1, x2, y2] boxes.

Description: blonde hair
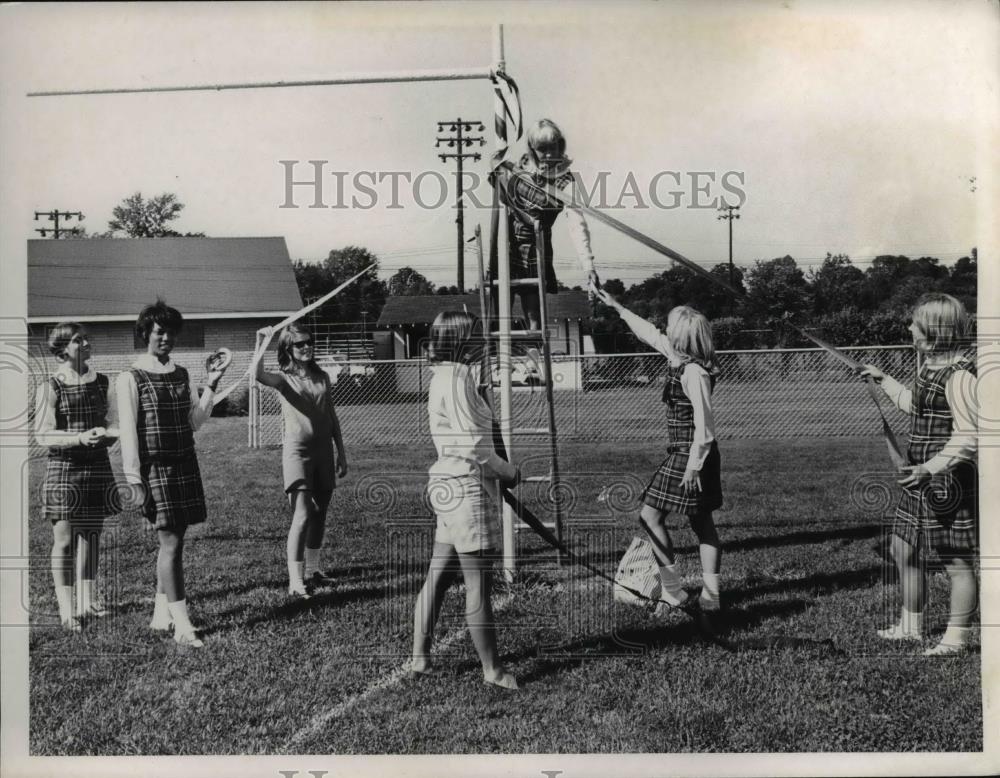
[[527, 119, 567, 157], [667, 306, 717, 371], [911, 293, 970, 353]]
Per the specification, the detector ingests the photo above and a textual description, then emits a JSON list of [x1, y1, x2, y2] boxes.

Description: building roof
[[377, 291, 591, 326], [28, 237, 303, 322]]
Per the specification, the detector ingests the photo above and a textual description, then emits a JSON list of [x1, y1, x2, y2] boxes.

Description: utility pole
[[437, 118, 484, 292], [717, 204, 740, 309], [34, 209, 84, 238]]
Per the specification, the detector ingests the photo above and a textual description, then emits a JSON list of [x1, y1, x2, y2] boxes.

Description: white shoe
[[876, 623, 921, 641], [174, 629, 205, 648]]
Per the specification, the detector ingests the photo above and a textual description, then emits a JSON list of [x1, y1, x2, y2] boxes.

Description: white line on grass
[[281, 589, 516, 753]]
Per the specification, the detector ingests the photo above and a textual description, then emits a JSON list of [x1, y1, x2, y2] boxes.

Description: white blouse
[[115, 354, 215, 483]]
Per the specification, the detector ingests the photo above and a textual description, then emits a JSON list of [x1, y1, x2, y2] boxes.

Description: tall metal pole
[[493, 23, 516, 583], [717, 204, 740, 311]]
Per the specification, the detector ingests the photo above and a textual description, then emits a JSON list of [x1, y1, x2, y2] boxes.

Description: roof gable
[[28, 237, 303, 320], [377, 291, 591, 326]]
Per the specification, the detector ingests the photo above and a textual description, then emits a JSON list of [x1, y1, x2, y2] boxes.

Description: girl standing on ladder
[[491, 119, 601, 332]]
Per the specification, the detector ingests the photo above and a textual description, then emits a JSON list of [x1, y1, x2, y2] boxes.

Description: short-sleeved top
[[278, 370, 335, 448]]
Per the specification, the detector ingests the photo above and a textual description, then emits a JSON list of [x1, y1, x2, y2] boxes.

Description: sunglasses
[[291, 340, 313, 349]]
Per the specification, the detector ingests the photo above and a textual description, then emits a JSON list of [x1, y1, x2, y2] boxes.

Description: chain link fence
[[249, 345, 917, 448]]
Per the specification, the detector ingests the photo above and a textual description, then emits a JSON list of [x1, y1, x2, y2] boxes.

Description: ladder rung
[[514, 427, 550, 435], [522, 474, 552, 483], [492, 278, 540, 287]]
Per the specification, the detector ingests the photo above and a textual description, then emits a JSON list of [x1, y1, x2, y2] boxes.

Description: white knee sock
[[79, 579, 96, 611], [304, 547, 321, 578], [55, 585, 75, 622], [288, 560, 305, 590], [900, 606, 924, 635], [701, 572, 720, 603], [150, 592, 171, 628], [166, 599, 196, 634], [658, 564, 687, 605]]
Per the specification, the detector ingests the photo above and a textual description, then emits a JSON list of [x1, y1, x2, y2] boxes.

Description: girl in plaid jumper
[[116, 301, 229, 648], [490, 119, 600, 331], [34, 322, 120, 630], [861, 293, 978, 656], [596, 289, 723, 612]]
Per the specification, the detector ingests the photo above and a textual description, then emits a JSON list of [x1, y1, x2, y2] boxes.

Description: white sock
[[701, 572, 720, 602], [150, 592, 171, 628], [80, 579, 96, 611], [288, 559, 305, 590], [304, 547, 321, 578], [939, 623, 971, 648], [658, 564, 687, 605], [55, 585, 75, 622], [166, 599, 196, 634], [900, 606, 924, 635]]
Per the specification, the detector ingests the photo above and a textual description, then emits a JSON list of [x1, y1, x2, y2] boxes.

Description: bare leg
[[411, 542, 459, 671], [639, 505, 675, 566], [51, 520, 75, 625], [287, 491, 311, 591], [457, 550, 510, 683], [892, 534, 925, 613]]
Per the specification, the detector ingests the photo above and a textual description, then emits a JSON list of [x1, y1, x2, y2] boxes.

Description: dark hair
[[276, 323, 323, 377], [47, 321, 85, 359], [135, 299, 183, 344], [427, 310, 482, 364]]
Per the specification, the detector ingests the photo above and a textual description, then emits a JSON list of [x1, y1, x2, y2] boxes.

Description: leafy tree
[[106, 192, 203, 237], [743, 256, 809, 326], [293, 246, 387, 324], [388, 266, 436, 296], [808, 254, 869, 315]]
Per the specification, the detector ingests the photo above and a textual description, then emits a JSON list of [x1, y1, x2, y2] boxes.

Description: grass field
[[27, 418, 981, 754]]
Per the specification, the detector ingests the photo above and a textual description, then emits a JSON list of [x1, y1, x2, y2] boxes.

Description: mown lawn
[[27, 418, 981, 754]]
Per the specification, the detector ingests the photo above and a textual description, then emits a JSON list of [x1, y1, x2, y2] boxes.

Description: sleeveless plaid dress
[[490, 155, 570, 293], [42, 373, 119, 524], [132, 366, 206, 529], [642, 362, 723, 515], [893, 356, 977, 552]]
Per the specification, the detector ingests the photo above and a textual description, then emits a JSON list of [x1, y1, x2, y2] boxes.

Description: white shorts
[[428, 475, 502, 554]]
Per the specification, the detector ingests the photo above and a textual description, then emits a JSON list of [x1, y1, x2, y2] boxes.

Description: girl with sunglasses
[[256, 324, 348, 598]]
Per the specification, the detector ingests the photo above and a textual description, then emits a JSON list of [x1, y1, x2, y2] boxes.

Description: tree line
[[61, 192, 977, 349]]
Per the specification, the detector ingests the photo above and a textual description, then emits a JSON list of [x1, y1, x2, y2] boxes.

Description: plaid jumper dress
[[42, 373, 119, 524], [642, 362, 723, 515], [490, 155, 572, 293], [132, 366, 206, 530], [893, 356, 977, 552]]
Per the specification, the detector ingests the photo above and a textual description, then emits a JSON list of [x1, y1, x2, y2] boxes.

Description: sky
[[1, 0, 996, 297]]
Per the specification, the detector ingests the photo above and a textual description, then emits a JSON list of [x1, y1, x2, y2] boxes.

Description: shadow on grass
[[512, 562, 887, 684]]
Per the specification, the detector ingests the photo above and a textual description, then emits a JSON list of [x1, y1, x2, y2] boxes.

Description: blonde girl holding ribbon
[[596, 289, 724, 614]]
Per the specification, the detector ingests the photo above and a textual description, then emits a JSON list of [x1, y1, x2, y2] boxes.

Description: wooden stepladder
[[473, 220, 565, 570]]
